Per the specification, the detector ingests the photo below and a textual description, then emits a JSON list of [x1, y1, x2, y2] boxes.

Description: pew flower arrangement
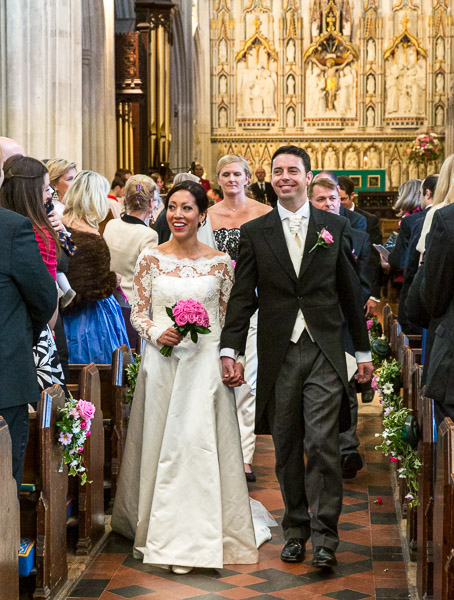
[[374, 359, 421, 507], [57, 394, 96, 485], [407, 132, 442, 164], [125, 353, 142, 404]]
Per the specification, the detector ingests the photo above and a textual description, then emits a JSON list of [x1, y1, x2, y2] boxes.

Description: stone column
[[0, 0, 83, 165], [82, 0, 116, 179]]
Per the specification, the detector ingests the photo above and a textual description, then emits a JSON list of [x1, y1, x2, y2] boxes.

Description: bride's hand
[[157, 328, 183, 346]]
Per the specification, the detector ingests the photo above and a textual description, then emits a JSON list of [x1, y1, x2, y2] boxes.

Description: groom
[[221, 146, 373, 568]]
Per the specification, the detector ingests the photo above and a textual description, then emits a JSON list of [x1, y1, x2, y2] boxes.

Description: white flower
[[386, 440, 391, 445], [70, 460, 78, 467], [405, 494, 414, 501], [382, 431, 388, 439], [72, 426, 81, 434], [382, 383, 393, 395]]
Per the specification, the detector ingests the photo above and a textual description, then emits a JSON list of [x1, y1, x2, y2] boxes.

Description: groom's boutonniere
[[309, 228, 334, 253]]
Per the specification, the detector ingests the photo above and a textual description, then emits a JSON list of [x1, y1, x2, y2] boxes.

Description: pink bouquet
[[161, 298, 211, 357]]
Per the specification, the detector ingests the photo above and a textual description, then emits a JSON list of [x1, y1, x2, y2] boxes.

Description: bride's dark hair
[[165, 181, 208, 214]]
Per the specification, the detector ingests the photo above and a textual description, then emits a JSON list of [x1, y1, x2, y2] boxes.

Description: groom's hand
[[355, 361, 374, 384], [221, 357, 246, 387]]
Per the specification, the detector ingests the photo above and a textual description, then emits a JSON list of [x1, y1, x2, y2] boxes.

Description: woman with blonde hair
[[417, 153, 454, 254], [104, 174, 158, 303], [61, 170, 129, 363], [46, 157, 77, 216], [209, 154, 272, 481]]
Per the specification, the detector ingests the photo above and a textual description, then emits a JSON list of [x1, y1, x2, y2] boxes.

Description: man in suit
[[0, 149, 57, 492], [250, 166, 277, 207], [338, 176, 382, 318], [314, 170, 367, 233], [419, 203, 454, 428], [308, 178, 370, 479], [221, 146, 373, 568]]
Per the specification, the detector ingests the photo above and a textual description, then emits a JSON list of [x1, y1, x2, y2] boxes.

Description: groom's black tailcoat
[[221, 203, 370, 434]]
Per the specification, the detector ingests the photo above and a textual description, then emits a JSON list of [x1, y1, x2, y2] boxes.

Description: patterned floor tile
[[65, 415, 411, 600]]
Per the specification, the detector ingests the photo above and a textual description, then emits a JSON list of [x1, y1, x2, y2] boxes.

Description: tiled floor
[[66, 413, 410, 600]]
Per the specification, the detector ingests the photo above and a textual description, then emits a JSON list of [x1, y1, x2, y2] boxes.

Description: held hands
[[355, 361, 374, 385], [157, 327, 183, 347], [221, 357, 246, 388]]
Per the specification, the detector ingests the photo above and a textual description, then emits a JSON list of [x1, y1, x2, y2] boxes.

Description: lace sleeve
[[219, 257, 234, 328], [130, 251, 165, 347]]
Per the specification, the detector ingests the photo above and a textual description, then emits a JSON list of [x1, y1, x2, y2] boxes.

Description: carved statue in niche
[[366, 74, 375, 95], [286, 39, 295, 64], [286, 74, 295, 95], [237, 62, 277, 118], [436, 73, 445, 94], [219, 75, 227, 95], [344, 147, 359, 169], [219, 107, 228, 128], [390, 160, 401, 188], [366, 106, 375, 128], [386, 61, 404, 114], [306, 146, 317, 170], [324, 147, 338, 169], [306, 62, 327, 116], [336, 65, 355, 115], [436, 105, 444, 126], [368, 146, 380, 168], [325, 58, 338, 111], [409, 59, 426, 115], [219, 39, 228, 63], [367, 38, 375, 63], [436, 37, 445, 62], [409, 161, 419, 180], [287, 107, 295, 128]]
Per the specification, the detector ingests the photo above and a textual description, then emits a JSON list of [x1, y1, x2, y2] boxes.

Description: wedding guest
[[61, 170, 129, 363], [416, 154, 454, 255], [194, 162, 211, 191], [46, 157, 77, 217], [209, 154, 272, 481], [111, 181, 258, 573], [250, 166, 277, 207], [108, 176, 126, 219], [1, 155, 67, 392]]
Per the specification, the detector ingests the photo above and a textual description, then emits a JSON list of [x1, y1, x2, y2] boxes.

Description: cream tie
[[288, 214, 302, 248]]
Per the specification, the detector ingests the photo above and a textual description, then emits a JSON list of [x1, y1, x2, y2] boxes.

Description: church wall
[[0, 0, 116, 178], [198, 0, 454, 188]]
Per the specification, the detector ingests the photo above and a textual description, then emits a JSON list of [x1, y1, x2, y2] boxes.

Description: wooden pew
[[67, 364, 105, 555], [382, 303, 394, 341], [20, 385, 68, 599], [68, 345, 132, 505], [110, 345, 132, 502], [390, 318, 400, 358], [433, 417, 454, 599], [417, 393, 435, 600], [0, 417, 20, 600]]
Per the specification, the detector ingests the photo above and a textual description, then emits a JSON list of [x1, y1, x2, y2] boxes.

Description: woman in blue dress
[[61, 170, 129, 363]]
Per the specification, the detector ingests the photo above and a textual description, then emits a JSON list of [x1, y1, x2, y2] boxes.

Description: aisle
[[67, 412, 410, 600]]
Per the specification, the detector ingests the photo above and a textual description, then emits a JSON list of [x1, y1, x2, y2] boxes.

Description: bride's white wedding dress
[[111, 248, 259, 568]]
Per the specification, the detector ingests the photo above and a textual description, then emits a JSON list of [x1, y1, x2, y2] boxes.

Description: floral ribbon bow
[[309, 228, 334, 253]]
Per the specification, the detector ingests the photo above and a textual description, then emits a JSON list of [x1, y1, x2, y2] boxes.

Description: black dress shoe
[[280, 538, 305, 562], [312, 546, 337, 568], [245, 471, 256, 483], [341, 452, 363, 479]]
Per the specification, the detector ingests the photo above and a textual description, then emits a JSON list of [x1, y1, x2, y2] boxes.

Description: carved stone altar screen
[[206, 0, 453, 189]]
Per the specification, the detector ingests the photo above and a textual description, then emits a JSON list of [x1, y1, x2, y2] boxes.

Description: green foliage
[[125, 353, 142, 404]]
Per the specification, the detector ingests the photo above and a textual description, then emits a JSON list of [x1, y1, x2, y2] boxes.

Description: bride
[[111, 181, 259, 574]]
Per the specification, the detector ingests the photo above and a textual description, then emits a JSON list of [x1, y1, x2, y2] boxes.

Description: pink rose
[[175, 313, 188, 326], [80, 420, 87, 430], [390, 457, 399, 463], [77, 447, 84, 454], [187, 311, 197, 324], [366, 319, 374, 330], [371, 376, 379, 391], [86, 430, 91, 437], [172, 305, 182, 317], [203, 315, 210, 328], [196, 313, 205, 326], [76, 399, 96, 420], [320, 229, 334, 244]]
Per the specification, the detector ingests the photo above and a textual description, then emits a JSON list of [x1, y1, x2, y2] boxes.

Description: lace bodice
[[213, 228, 241, 261], [131, 248, 234, 347]]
